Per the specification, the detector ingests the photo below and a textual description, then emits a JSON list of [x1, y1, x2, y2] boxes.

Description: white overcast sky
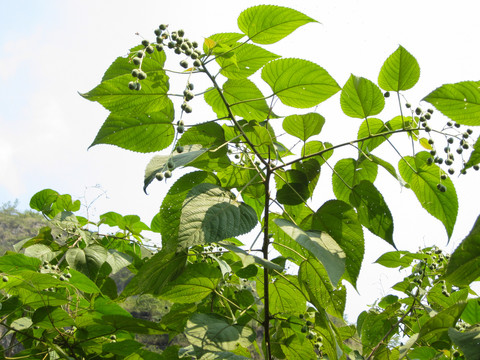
[[1, 0, 480, 319]]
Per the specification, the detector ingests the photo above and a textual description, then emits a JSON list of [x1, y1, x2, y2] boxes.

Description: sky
[[1, 0, 480, 320]]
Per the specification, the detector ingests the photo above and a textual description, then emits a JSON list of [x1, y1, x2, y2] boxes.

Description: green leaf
[[378, 45, 420, 91], [298, 258, 346, 317], [375, 251, 424, 269], [461, 298, 480, 325], [398, 151, 458, 239], [423, 81, 480, 126], [369, 154, 406, 186], [262, 58, 340, 108], [216, 43, 279, 79], [340, 75, 385, 118], [418, 302, 466, 343], [89, 103, 174, 153], [121, 248, 187, 297], [273, 218, 345, 286], [361, 311, 397, 352], [223, 79, 275, 120], [65, 245, 107, 278], [445, 214, 480, 286], [177, 183, 258, 250], [357, 118, 391, 152], [160, 263, 221, 303], [465, 136, 480, 169], [256, 275, 306, 314], [237, 5, 317, 45], [144, 144, 208, 192], [303, 140, 334, 165], [103, 339, 143, 356], [81, 71, 170, 116], [0, 253, 41, 272], [282, 113, 325, 141], [332, 157, 378, 203], [185, 313, 255, 352], [350, 180, 395, 247], [29, 189, 60, 215], [153, 171, 219, 251], [312, 200, 364, 288], [32, 306, 75, 329], [220, 243, 283, 272], [68, 269, 101, 293], [448, 327, 480, 360], [275, 169, 310, 206]]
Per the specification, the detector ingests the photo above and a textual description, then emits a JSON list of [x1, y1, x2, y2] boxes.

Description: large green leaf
[[220, 243, 283, 272], [256, 274, 306, 315], [177, 183, 258, 250], [350, 180, 395, 247], [223, 79, 275, 120], [65, 245, 107, 278], [332, 157, 378, 203], [216, 43, 279, 79], [461, 298, 480, 325], [448, 327, 480, 360], [423, 81, 480, 126], [89, 102, 174, 153], [340, 75, 385, 118], [398, 151, 458, 239], [357, 118, 391, 152], [445, 214, 480, 286], [160, 263, 221, 303], [185, 313, 255, 352], [237, 5, 317, 44], [144, 145, 209, 192], [378, 45, 420, 91], [121, 248, 187, 297], [282, 113, 325, 141], [152, 171, 219, 250], [311, 200, 364, 288], [298, 258, 346, 317], [262, 58, 340, 108], [273, 218, 345, 286], [275, 169, 310, 206], [375, 250, 424, 269]]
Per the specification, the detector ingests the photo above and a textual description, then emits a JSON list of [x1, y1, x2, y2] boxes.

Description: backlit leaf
[[340, 75, 385, 118], [282, 113, 325, 141], [378, 45, 420, 91]]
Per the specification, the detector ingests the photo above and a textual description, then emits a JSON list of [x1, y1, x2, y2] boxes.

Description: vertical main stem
[[262, 168, 272, 360]]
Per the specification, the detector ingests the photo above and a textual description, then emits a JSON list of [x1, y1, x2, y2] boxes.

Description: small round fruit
[[164, 170, 172, 178], [2, 276, 8, 282], [306, 320, 312, 326], [424, 126, 431, 132], [306, 333, 314, 340], [65, 273, 72, 278], [177, 125, 185, 133], [426, 157, 433, 165], [141, 39, 149, 47], [424, 113, 431, 120], [178, 120, 184, 126], [137, 71, 147, 80], [135, 82, 142, 91], [190, 52, 198, 59], [474, 164, 479, 171], [137, 51, 144, 58], [187, 83, 194, 90], [156, 44, 163, 52], [440, 174, 447, 180], [301, 326, 307, 333], [155, 172, 164, 181], [461, 168, 467, 175], [159, 24, 167, 30], [448, 168, 455, 175], [167, 41, 175, 49], [154, 28, 161, 36], [445, 159, 453, 166], [192, 41, 198, 48], [185, 48, 193, 55], [454, 122, 461, 128], [133, 57, 142, 66], [184, 105, 192, 114], [427, 108, 434, 114], [405, 103, 411, 108], [384, 91, 390, 98], [176, 145, 184, 153], [178, 29, 185, 37], [131, 69, 140, 77], [156, 36, 163, 44], [437, 183, 446, 192], [415, 107, 422, 115], [180, 60, 189, 69], [146, 45, 154, 54], [174, 48, 181, 55], [193, 59, 202, 67], [467, 128, 473, 135], [167, 159, 175, 169], [456, 148, 463, 154], [428, 139, 434, 145], [128, 81, 136, 90], [171, 32, 178, 40], [59, 275, 66, 281], [110, 335, 117, 340]]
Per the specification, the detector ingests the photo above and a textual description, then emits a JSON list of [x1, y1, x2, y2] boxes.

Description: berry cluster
[[407, 104, 478, 192], [128, 24, 202, 92]]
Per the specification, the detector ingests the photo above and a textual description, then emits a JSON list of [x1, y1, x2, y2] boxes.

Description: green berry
[[180, 60, 189, 69], [128, 81, 136, 90], [2, 276, 8, 283], [424, 113, 431, 120], [191, 52, 198, 59], [178, 120, 184, 126], [174, 48, 181, 54], [154, 29, 161, 36], [141, 39, 149, 47], [192, 41, 198, 48], [384, 91, 390, 98], [185, 48, 193, 55], [178, 29, 185, 37], [183, 104, 192, 113], [177, 125, 185, 133], [159, 24, 167, 30], [184, 90, 194, 101], [427, 108, 434, 114], [164, 170, 172, 178], [131, 69, 140, 77], [415, 107, 422, 115], [171, 32, 178, 40], [167, 41, 175, 48], [176, 146, 184, 153], [187, 83, 194, 90], [167, 159, 175, 169], [146, 45, 154, 54], [155, 172, 164, 181], [193, 59, 202, 67]]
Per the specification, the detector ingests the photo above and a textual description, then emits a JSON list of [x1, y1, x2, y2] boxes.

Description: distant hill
[[0, 201, 47, 254]]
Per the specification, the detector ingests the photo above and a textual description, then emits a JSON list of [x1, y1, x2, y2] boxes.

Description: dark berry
[[176, 145, 184, 153], [474, 164, 479, 171], [445, 159, 453, 166], [448, 168, 455, 175], [192, 41, 198, 48], [424, 126, 431, 132], [135, 82, 141, 91], [180, 60, 189, 69], [384, 91, 390, 98], [178, 29, 185, 37], [447, 137, 454, 144], [177, 125, 185, 133], [184, 105, 192, 114], [137, 51, 144, 58], [141, 39, 149, 47], [415, 107, 422, 115], [430, 150, 436, 156], [467, 128, 473, 135], [167, 159, 175, 169], [461, 168, 467, 175], [154, 29, 161, 36], [156, 36, 163, 44], [2, 276, 8, 282], [137, 71, 147, 80], [191, 52, 198, 59], [454, 123, 461, 128], [174, 48, 181, 54], [428, 139, 434, 144], [156, 172, 164, 181], [164, 170, 172, 178], [185, 48, 193, 56], [427, 157, 433, 165], [178, 120, 184, 126], [131, 69, 139, 77], [156, 44, 164, 52], [447, 121, 453, 127], [456, 148, 463, 154], [440, 174, 447, 180], [128, 81, 136, 90], [168, 41, 175, 49], [427, 109, 434, 114], [159, 24, 167, 30], [171, 32, 178, 40], [424, 113, 431, 120], [193, 59, 202, 67], [133, 57, 141, 66], [146, 45, 154, 54], [405, 103, 411, 108]]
